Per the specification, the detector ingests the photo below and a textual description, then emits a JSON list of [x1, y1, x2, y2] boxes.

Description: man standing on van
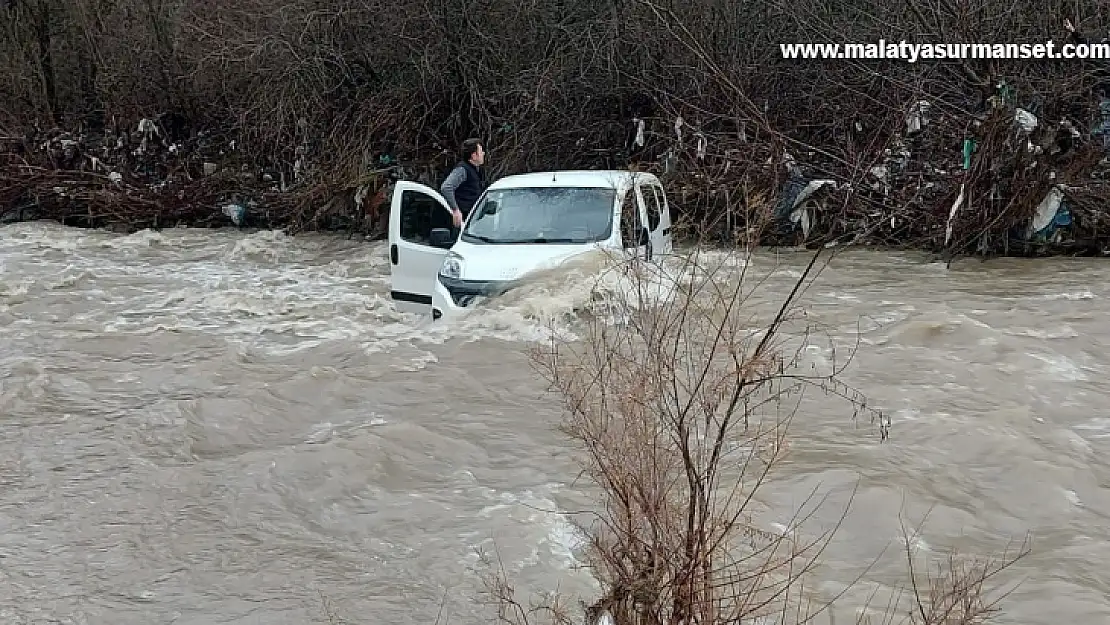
[[440, 138, 486, 228]]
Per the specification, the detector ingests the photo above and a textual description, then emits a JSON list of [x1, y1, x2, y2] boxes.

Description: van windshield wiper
[[462, 233, 500, 243], [505, 237, 586, 244], [462, 234, 588, 244]]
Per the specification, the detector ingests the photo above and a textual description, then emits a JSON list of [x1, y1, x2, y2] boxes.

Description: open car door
[[388, 181, 456, 314], [638, 180, 673, 257], [618, 186, 651, 261]]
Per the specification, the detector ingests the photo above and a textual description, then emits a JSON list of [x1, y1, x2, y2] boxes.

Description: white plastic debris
[[906, 100, 931, 134], [633, 117, 645, 147], [108, 172, 122, 186], [136, 118, 159, 154], [944, 183, 966, 246], [294, 145, 307, 182], [354, 184, 370, 209], [695, 132, 706, 159], [203, 162, 217, 176], [869, 164, 889, 195], [782, 149, 798, 174], [791, 179, 834, 210], [788, 179, 835, 240], [791, 203, 812, 238], [1015, 108, 1038, 133], [662, 149, 677, 175], [136, 118, 158, 136], [222, 203, 246, 226], [674, 116, 684, 141], [1028, 185, 1064, 237]]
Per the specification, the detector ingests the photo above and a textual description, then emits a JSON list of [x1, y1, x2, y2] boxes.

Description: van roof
[[487, 170, 659, 191]]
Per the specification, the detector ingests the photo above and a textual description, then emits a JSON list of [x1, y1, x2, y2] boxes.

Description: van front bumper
[[431, 275, 516, 319]]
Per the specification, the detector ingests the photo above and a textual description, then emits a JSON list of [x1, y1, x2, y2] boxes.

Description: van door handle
[[390, 244, 398, 264]]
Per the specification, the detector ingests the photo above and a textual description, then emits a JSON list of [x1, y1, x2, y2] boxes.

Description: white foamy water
[[1, 223, 1109, 625]]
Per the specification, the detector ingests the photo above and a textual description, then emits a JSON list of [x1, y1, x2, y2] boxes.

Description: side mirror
[[429, 228, 454, 249]]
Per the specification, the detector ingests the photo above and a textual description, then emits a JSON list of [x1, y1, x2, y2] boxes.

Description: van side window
[[400, 190, 453, 245], [642, 185, 662, 232], [619, 189, 640, 248], [652, 185, 669, 226]]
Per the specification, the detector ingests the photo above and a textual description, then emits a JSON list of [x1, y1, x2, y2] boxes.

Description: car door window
[[640, 184, 661, 232], [400, 189, 453, 245], [656, 185, 669, 227], [619, 189, 641, 248]]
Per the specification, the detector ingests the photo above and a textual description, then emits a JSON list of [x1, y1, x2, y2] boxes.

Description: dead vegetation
[[3, 0, 1110, 255], [887, 516, 1032, 625], [473, 213, 1031, 624]]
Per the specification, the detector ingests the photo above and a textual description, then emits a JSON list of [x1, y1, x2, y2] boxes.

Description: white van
[[387, 170, 674, 319]]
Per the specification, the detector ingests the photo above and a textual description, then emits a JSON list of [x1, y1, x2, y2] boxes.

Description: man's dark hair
[[460, 138, 482, 161]]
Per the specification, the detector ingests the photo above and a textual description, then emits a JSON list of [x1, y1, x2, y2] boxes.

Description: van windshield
[[460, 186, 616, 244]]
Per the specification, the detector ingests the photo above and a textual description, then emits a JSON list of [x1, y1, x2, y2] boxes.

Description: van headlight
[[439, 253, 463, 279]]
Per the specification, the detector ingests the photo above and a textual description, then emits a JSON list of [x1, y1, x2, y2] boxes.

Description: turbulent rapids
[[0, 222, 1108, 625]]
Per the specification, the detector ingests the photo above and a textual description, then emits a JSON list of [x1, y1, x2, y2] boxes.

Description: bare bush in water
[[478, 222, 1031, 624]]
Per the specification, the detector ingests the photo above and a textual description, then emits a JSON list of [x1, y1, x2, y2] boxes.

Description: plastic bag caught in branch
[[632, 117, 645, 147], [906, 100, 931, 134], [1014, 108, 1038, 134]]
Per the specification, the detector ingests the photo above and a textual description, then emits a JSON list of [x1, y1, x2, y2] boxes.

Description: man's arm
[[439, 166, 466, 212]]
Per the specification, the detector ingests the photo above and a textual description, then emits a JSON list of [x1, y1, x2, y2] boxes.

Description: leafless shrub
[[901, 540, 1031, 625], [851, 515, 1032, 625], [475, 195, 860, 625], [474, 194, 1028, 625]]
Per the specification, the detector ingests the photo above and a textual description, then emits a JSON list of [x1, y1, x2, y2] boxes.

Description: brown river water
[[0, 222, 1107, 624]]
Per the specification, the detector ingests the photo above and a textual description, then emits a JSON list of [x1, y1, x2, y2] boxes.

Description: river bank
[[7, 0, 1110, 260], [0, 122, 406, 239], [3, 111, 1109, 259]]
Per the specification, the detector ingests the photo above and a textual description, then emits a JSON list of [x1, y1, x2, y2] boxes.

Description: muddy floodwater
[[0, 222, 1107, 624]]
